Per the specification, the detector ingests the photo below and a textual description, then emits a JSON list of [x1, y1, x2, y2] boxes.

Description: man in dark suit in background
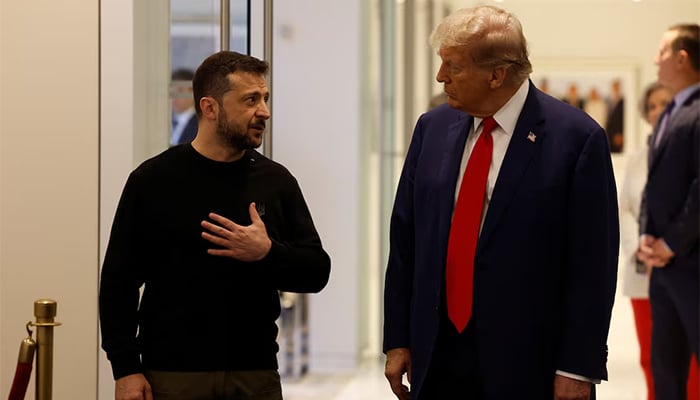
[[170, 68, 198, 146], [382, 5, 619, 400], [638, 23, 699, 400], [605, 79, 625, 153]]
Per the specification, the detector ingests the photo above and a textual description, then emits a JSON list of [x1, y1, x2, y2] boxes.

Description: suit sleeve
[[558, 126, 619, 380], [382, 117, 424, 353], [662, 123, 699, 256]]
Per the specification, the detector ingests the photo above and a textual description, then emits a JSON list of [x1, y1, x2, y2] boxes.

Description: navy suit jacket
[[175, 114, 198, 145], [642, 88, 699, 261], [383, 82, 619, 398]]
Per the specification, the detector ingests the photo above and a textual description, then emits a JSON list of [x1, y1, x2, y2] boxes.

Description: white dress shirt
[[454, 79, 529, 222]]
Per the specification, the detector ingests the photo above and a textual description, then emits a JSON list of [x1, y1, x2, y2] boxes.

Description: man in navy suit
[[170, 68, 199, 146], [638, 23, 699, 400], [382, 6, 619, 399]]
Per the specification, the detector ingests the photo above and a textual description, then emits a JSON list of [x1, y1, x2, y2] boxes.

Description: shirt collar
[[672, 82, 700, 112], [473, 80, 529, 136]]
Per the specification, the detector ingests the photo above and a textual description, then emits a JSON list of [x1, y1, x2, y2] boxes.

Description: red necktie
[[446, 116, 496, 333]]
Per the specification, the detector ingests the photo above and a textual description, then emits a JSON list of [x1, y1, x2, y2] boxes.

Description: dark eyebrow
[[241, 90, 270, 101]]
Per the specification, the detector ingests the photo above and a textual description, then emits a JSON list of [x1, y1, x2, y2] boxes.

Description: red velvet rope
[[8, 362, 33, 400]]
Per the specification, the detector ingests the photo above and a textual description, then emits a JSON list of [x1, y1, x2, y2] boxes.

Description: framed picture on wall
[[530, 59, 639, 155]]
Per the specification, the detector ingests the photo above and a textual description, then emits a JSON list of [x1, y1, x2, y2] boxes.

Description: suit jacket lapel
[[477, 86, 545, 253], [649, 88, 700, 172], [438, 114, 471, 250], [439, 114, 471, 186]]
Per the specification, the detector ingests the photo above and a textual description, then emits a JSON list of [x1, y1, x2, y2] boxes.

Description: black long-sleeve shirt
[[99, 144, 330, 380]]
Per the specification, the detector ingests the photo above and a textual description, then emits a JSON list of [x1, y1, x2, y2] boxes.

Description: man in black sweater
[[99, 51, 331, 400]]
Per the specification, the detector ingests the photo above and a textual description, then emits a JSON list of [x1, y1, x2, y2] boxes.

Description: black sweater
[[99, 145, 331, 380]]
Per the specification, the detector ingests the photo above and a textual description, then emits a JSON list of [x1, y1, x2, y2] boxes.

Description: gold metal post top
[[34, 299, 57, 320]]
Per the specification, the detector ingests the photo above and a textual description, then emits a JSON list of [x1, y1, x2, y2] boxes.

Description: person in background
[[383, 5, 618, 399], [583, 87, 608, 129], [170, 68, 199, 146], [99, 51, 331, 400], [562, 82, 585, 109], [638, 23, 699, 400], [619, 81, 698, 400], [605, 79, 625, 153]]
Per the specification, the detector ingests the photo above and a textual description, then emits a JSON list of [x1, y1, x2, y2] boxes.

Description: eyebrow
[[240, 90, 270, 100]]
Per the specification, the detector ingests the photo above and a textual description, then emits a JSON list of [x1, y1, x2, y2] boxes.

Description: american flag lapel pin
[[527, 132, 536, 142]]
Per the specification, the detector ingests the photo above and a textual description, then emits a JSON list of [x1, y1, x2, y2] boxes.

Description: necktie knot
[[481, 116, 497, 137]]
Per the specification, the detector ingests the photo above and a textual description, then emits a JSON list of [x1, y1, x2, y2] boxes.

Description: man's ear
[[676, 49, 689, 69], [199, 97, 218, 120], [489, 66, 508, 89]]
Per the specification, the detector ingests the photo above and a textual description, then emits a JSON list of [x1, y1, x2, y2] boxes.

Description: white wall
[[0, 1, 99, 399], [272, 0, 364, 372]]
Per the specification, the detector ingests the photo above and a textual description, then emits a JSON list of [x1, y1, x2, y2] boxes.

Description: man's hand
[[637, 234, 674, 269], [648, 238, 674, 267], [385, 348, 411, 400], [201, 203, 272, 261], [554, 375, 591, 400], [115, 373, 152, 400]]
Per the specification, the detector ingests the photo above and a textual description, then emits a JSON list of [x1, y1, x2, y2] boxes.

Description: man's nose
[[257, 102, 271, 119], [436, 65, 448, 83]]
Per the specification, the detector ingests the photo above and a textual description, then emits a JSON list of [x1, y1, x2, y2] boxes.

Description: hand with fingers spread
[[201, 202, 272, 262]]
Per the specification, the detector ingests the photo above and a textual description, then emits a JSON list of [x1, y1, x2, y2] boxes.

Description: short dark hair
[[192, 51, 269, 116], [669, 23, 700, 72]]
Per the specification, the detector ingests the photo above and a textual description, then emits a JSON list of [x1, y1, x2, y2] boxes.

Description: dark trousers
[[144, 370, 282, 400], [650, 268, 700, 400], [418, 315, 482, 399], [419, 314, 598, 400]]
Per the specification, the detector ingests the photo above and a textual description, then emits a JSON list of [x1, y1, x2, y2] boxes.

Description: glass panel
[[170, 0, 249, 70], [168, 0, 250, 147]]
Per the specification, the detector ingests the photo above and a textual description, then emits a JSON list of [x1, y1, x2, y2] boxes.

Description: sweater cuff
[[264, 238, 287, 263], [108, 352, 143, 380]]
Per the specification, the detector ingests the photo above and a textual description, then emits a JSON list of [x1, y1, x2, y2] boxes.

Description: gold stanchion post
[[33, 299, 61, 400]]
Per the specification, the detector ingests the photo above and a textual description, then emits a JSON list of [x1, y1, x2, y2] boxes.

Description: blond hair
[[430, 6, 532, 86]]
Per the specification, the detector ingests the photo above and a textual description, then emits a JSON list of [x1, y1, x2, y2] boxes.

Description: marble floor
[[282, 287, 648, 400]]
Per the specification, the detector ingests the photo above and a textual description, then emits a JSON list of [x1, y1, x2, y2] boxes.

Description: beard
[[215, 108, 264, 151]]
